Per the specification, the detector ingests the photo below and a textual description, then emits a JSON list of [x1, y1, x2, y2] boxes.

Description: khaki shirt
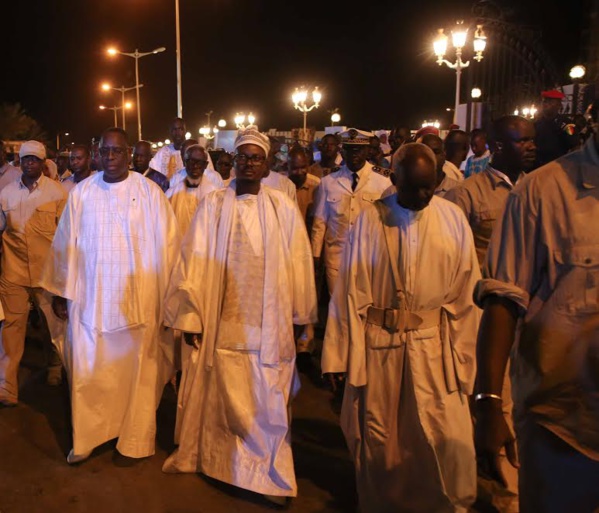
[[295, 173, 320, 234], [312, 162, 392, 271], [0, 175, 67, 287], [444, 167, 514, 267], [434, 173, 461, 198], [475, 137, 599, 459]]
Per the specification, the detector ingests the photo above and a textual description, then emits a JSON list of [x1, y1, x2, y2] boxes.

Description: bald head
[[180, 138, 199, 159], [420, 134, 445, 173], [392, 143, 437, 211], [132, 140, 153, 173]]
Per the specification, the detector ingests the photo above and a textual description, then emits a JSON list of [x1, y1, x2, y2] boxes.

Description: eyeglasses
[[186, 158, 208, 167], [99, 146, 127, 157], [234, 154, 266, 164]]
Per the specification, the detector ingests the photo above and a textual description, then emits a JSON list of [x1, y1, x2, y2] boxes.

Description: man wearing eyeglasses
[[163, 126, 317, 507], [0, 140, 66, 407], [168, 138, 222, 191], [40, 127, 180, 464], [167, 144, 222, 236]]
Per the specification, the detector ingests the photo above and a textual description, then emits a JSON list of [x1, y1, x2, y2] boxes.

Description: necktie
[[351, 172, 359, 191]]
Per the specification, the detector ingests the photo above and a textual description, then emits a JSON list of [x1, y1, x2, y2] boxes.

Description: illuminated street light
[[185, 131, 192, 140], [433, 20, 487, 124], [100, 82, 142, 131], [570, 65, 586, 80], [471, 87, 482, 99], [514, 105, 537, 119], [218, 119, 227, 128], [234, 112, 256, 129], [331, 112, 341, 125], [199, 111, 219, 142], [107, 45, 166, 140], [422, 120, 441, 129], [292, 86, 321, 130], [99, 105, 119, 126]]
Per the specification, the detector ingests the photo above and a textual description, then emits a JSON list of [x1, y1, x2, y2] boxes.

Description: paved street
[[0, 326, 357, 513]]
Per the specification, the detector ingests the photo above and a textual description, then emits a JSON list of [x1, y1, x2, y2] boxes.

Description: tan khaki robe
[[323, 194, 480, 513]]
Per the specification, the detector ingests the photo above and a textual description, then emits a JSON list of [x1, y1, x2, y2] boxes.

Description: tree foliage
[[0, 103, 47, 143]]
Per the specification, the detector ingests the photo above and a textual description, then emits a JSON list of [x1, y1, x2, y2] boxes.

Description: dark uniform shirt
[[534, 115, 578, 168]]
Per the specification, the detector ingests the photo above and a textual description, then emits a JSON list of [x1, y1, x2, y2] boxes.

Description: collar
[[485, 166, 523, 189], [472, 149, 491, 161], [18, 173, 43, 190], [580, 137, 599, 190], [184, 177, 202, 188]]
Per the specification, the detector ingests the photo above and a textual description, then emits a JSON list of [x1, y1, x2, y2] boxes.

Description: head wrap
[[234, 125, 270, 156], [19, 140, 46, 160]]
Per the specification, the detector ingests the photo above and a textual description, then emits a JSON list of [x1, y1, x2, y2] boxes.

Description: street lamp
[[218, 119, 227, 128], [101, 82, 143, 131], [569, 65, 587, 114], [99, 103, 133, 127], [292, 86, 321, 130], [199, 110, 219, 142], [56, 131, 70, 151], [433, 21, 487, 124], [331, 112, 341, 125], [570, 65, 586, 80], [107, 45, 166, 141], [471, 87, 482, 99], [234, 112, 256, 129]]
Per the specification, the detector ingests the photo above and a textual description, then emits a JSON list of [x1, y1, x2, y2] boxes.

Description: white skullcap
[[234, 125, 270, 156], [19, 140, 46, 160]]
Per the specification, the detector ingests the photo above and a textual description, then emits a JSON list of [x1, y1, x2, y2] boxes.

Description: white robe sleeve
[[39, 192, 79, 300], [311, 180, 328, 258], [163, 195, 213, 333], [442, 213, 482, 394], [322, 208, 374, 381], [285, 199, 318, 325]]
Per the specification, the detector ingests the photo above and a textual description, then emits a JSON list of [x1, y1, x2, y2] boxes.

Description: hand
[[474, 399, 519, 487], [183, 332, 202, 348], [51, 296, 68, 320], [324, 372, 346, 393]]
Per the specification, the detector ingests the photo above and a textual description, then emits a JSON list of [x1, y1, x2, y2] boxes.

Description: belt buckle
[[383, 308, 399, 333]]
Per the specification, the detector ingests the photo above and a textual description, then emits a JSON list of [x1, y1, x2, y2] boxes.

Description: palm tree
[[0, 103, 47, 143]]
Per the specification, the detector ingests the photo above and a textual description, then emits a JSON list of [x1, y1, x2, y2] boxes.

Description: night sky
[[1, 0, 586, 144]]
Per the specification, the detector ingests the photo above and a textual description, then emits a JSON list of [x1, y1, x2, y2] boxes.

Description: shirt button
[[585, 257, 592, 264]]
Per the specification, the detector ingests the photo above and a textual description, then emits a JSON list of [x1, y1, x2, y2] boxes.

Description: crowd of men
[[0, 87, 597, 513]]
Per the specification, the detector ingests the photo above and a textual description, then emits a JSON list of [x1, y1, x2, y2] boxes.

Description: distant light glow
[[570, 65, 586, 80]]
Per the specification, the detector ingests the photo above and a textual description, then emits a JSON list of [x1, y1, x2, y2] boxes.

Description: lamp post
[[56, 132, 69, 151], [292, 86, 321, 130], [107, 46, 166, 141], [433, 22, 487, 124], [175, 0, 183, 117], [569, 65, 587, 115], [101, 83, 143, 131], [234, 112, 256, 129], [99, 103, 132, 127], [199, 110, 219, 145]]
